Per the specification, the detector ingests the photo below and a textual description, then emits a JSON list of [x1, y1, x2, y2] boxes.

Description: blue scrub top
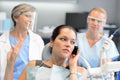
[[9, 34, 30, 80], [77, 33, 119, 68]]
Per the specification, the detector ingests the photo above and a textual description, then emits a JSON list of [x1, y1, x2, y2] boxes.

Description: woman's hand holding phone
[[72, 46, 78, 55], [69, 46, 80, 67]]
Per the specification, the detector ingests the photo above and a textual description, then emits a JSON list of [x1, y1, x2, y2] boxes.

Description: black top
[[36, 60, 51, 68], [35, 60, 69, 69]]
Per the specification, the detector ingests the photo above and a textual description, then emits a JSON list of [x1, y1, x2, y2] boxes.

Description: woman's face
[[14, 11, 36, 31], [50, 28, 76, 59]]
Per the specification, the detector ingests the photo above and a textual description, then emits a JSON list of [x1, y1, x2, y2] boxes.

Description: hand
[[101, 58, 112, 65], [7, 38, 23, 65], [102, 38, 111, 51], [4, 38, 23, 80], [69, 49, 80, 72]]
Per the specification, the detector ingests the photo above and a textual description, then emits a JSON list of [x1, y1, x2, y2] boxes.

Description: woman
[[0, 3, 44, 80], [5, 25, 87, 80]]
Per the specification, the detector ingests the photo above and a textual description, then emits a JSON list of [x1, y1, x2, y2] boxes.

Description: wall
[[77, 0, 117, 25], [0, 1, 79, 32], [0, 0, 118, 32], [116, 0, 120, 27]]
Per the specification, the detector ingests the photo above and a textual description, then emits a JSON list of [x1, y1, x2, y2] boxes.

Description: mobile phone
[[72, 46, 78, 55]]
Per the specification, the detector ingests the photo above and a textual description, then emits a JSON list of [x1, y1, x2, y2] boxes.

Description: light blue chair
[[42, 43, 51, 60]]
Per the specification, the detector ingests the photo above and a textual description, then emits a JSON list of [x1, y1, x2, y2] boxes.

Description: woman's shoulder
[[27, 60, 47, 67], [0, 30, 10, 41], [27, 60, 37, 66]]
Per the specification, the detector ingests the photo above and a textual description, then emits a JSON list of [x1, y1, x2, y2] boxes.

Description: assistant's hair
[[51, 24, 77, 41], [88, 7, 107, 19], [11, 3, 36, 26]]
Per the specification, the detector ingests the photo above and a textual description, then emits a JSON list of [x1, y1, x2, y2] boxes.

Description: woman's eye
[[25, 14, 31, 17], [60, 38, 66, 41], [71, 41, 75, 45]]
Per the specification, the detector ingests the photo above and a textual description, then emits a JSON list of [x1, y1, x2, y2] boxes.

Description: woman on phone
[[4, 25, 87, 80]]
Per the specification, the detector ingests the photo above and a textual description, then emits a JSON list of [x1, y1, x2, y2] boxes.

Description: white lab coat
[[0, 30, 44, 80]]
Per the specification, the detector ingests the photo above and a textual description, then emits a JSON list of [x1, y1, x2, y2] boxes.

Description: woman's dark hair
[[51, 24, 77, 41]]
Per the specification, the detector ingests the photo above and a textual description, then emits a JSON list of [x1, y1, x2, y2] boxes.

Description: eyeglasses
[[22, 12, 36, 19], [88, 16, 106, 23]]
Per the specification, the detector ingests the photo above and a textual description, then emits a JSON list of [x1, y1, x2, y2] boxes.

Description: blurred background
[[0, 0, 120, 43]]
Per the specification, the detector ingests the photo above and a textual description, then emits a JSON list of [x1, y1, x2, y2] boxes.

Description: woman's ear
[[13, 16, 18, 22], [50, 39, 53, 48]]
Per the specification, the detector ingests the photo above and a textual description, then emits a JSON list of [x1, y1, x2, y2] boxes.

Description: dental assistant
[[77, 7, 119, 80], [0, 4, 44, 80]]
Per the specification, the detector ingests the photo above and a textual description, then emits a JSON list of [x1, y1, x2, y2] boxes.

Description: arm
[[18, 60, 36, 80], [69, 50, 79, 80], [69, 49, 87, 80], [4, 39, 23, 80], [4, 58, 15, 80], [69, 50, 87, 80]]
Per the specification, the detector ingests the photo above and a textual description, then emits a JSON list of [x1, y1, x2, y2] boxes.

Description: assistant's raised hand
[[7, 37, 23, 65]]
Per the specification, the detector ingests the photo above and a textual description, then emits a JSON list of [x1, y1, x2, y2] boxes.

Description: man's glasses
[[88, 16, 106, 23]]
